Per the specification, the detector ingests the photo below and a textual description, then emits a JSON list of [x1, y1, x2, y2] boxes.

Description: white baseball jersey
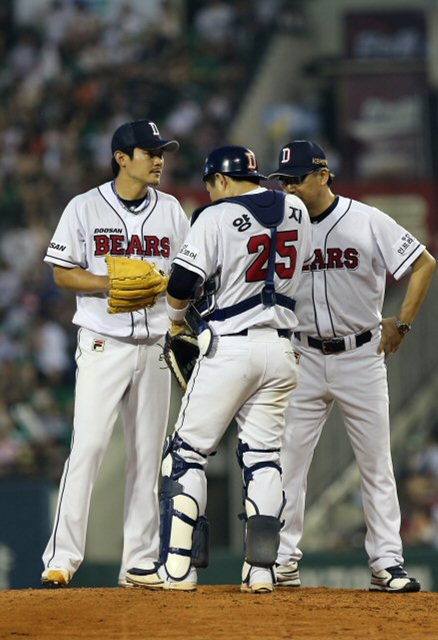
[[42, 180, 189, 584], [278, 194, 427, 573], [294, 195, 425, 337], [172, 187, 313, 334], [44, 181, 189, 340]]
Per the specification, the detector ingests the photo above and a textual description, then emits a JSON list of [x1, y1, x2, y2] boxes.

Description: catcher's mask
[[202, 145, 266, 181]]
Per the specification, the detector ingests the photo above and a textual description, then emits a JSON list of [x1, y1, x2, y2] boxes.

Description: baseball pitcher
[[41, 120, 189, 588]]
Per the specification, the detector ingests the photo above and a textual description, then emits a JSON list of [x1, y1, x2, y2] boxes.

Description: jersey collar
[[111, 180, 151, 214], [311, 195, 339, 224]]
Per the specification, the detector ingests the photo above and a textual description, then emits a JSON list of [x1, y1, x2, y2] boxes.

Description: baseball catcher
[[105, 255, 168, 313]]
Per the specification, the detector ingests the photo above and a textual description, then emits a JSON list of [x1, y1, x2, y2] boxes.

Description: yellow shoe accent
[[241, 582, 274, 594], [42, 568, 70, 587]]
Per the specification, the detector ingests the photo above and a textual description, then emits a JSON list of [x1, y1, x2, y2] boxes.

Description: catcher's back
[[173, 188, 313, 336]]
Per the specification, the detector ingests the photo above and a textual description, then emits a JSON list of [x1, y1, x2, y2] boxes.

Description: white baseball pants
[[42, 328, 171, 580], [278, 331, 404, 572], [174, 327, 298, 519]]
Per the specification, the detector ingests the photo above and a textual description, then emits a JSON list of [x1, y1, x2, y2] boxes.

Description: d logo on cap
[[281, 147, 291, 164], [149, 122, 160, 137]]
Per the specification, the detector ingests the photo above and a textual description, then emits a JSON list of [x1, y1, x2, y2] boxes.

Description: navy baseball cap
[[111, 119, 179, 154], [268, 140, 328, 178]]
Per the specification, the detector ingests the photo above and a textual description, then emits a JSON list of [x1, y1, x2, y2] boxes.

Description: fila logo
[[281, 147, 291, 164], [92, 339, 105, 352], [149, 122, 160, 137], [245, 151, 257, 170]]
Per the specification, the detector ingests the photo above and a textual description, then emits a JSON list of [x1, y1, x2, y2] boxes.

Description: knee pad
[[159, 476, 199, 581]]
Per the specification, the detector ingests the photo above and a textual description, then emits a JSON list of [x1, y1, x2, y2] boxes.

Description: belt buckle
[[321, 338, 344, 354], [321, 340, 331, 354]]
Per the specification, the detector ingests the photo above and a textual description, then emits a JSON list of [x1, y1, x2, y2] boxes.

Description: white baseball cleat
[[41, 567, 71, 587], [126, 566, 197, 591], [160, 566, 197, 591], [241, 563, 274, 594], [369, 565, 421, 593], [118, 578, 135, 588], [275, 561, 301, 587], [125, 567, 164, 589]]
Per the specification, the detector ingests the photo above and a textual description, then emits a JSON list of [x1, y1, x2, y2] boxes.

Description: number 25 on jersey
[[246, 231, 298, 282]]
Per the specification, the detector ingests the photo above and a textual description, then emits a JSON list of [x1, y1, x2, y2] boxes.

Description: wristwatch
[[394, 317, 412, 335]]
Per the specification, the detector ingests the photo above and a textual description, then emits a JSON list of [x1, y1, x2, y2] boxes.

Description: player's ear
[[114, 150, 127, 168], [218, 173, 229, 190], [319, 168, 330, 186]]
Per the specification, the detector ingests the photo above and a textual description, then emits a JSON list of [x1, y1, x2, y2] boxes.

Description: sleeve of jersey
[[371, 209, 425, 280], [172, 209, 219, 282], [44, 198, 87, 269]]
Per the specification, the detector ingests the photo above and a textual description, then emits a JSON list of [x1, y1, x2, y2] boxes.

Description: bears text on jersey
[[303, 247, 359, 271], [93, 233, 170, 257]]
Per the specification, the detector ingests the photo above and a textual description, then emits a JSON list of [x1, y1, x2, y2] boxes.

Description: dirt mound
[[1, 586, 437, 640]]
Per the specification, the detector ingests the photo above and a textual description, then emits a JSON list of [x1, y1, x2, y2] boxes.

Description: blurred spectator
[[0, 400, 32, 477], [193, 0, 236, 44], [37, 1, 75, 46], [32, 309, 70, 385], [414, 427, 438, 479], [397, 425, 438, 548]]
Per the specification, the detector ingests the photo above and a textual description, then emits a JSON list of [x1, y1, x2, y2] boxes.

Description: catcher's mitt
[[105, 255, 168, 313], [163, 331, 200, 391]]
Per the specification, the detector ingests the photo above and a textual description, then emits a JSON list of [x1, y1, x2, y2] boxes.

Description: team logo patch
[[92, 339, 105, 352]]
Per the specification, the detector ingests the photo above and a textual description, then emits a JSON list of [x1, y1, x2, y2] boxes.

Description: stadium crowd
[[0, 0, 437, 552], [0, 0, 281, 479]]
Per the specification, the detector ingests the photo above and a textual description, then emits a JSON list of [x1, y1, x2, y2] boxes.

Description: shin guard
[[160, 477, 199, 581]]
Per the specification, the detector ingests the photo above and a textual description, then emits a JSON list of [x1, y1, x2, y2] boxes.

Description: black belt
[[225, 328, 292, 339], [295, 330, 372, 354]]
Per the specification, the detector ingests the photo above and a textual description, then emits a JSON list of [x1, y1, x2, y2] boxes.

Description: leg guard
[[237, 440, 285, 569], [159, 476, 198, 581], [244, 498, 281, 568], [159, 434, 210, 579]]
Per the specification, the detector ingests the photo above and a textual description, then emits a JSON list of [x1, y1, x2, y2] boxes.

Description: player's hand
[[377, 317, 405, 356], [169, 319, 191, 337]]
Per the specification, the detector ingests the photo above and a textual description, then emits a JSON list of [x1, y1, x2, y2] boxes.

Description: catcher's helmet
[[203, 145, 266, 181]]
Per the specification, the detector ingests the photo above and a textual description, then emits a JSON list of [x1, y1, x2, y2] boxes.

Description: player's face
[[125, 148, 165, 185], [279, 169, 325, 205]]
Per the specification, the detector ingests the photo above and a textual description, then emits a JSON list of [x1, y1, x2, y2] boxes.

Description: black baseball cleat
[[369, 565, 421, 593]]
